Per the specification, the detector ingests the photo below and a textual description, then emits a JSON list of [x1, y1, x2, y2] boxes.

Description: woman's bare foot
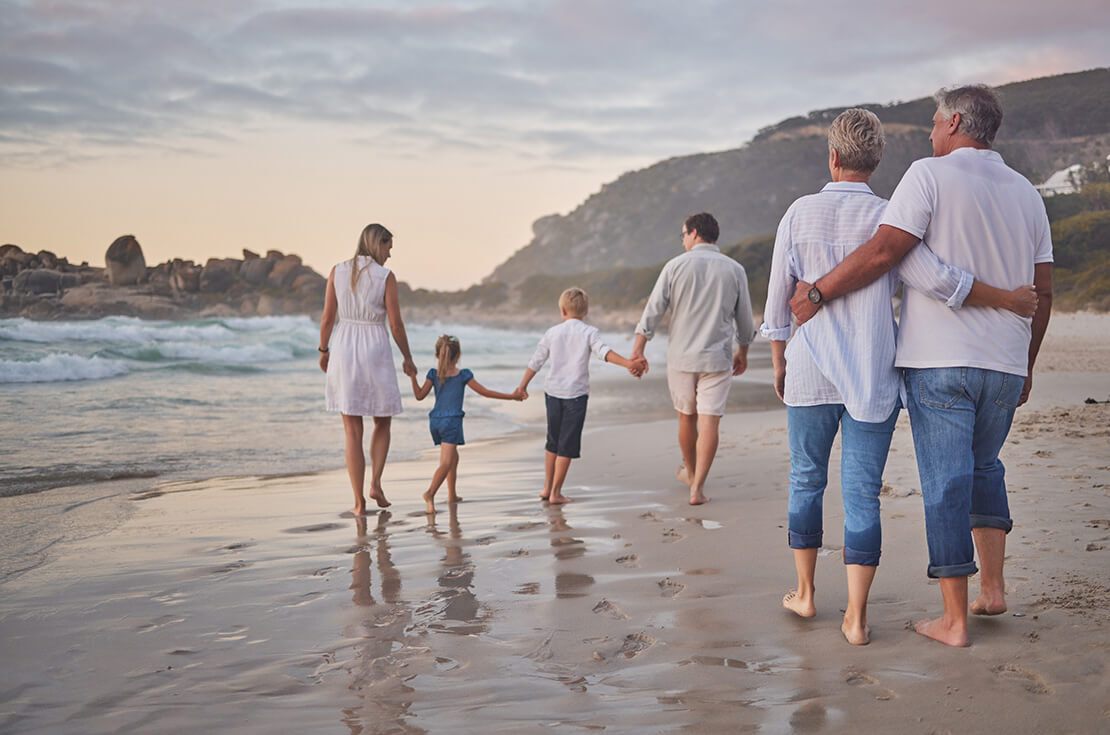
[[350, 504, 369, 517], [970, 592, 1007, 616], [841, 618, 871, 645], [782, 589, 816, 618], [913, 616, 970, 647], [548, 495, 572, 505], [447, 495, 463, 504], [422, 490, 436, 515], [368, 486, 392, 508], [676, 463, 691, 487], [689, 487, 708, 506]]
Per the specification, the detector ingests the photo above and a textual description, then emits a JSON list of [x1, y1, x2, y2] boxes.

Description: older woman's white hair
[[828, 108, 885, 173], [934, 84, 1003, 146]]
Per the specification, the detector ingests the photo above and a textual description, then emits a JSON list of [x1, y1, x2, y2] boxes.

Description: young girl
[[410, 335, 523, 514]]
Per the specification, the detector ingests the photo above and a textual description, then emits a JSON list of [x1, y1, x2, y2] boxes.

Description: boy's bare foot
[[841, 618, 871, 645], [548, 495, 572, 505], [782, 589, 816, 618], [368, 486, 392, 508], [676, 463, 691, 486], [913, 616, 970, 647], [970, 592, 1007, 616], [422, 490, 436, 515], [689, 488, 708, 505]]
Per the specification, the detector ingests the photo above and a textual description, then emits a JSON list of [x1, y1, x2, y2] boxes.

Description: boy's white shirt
[[527, 318, 612, 399]]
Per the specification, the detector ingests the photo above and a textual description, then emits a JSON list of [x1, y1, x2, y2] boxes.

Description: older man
[[791, 85, 1054, 647], [632, 212, 755, 505], [764, 108, 1037, 645]]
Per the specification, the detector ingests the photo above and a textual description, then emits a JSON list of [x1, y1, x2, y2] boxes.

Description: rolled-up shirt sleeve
[[760, 210, 796, 341], [527, 333, 550, 372], [897, 242, 974, 309], [588, 327, 613, 362], [635, 263, 672, 340]]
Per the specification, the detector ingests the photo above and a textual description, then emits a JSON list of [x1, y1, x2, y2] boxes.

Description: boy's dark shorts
[[429, 416, 465, 446], [545, 393, 588, 458]]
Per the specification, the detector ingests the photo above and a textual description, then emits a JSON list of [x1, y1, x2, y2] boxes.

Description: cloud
[[1, 0, 1107, 167]]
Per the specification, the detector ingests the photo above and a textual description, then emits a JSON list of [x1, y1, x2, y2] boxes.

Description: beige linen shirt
[[635, 244, 756, 373]]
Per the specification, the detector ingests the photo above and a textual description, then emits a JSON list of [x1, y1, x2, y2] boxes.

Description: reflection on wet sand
[[423, 503, 487, 635], [548, 505, 594, 598]]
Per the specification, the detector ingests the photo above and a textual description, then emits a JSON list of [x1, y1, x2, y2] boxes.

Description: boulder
[[239, 257, 274, 286], [170, 261, 201, 293], [291, 270, 326, 296], [36, 250, 59, 269], [1, 257, 20, 277], [13, 269, 73, 295], [0, 244, 22, 259], [199, 258, 240, 293], [256, 293, 278, 317], [267, 254, 303, 288], [105, 235, 146, 286], [266, 250, 284, 260], [242, 248, 260, 260]]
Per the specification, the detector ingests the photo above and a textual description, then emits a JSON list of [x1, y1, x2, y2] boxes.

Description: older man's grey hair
[[827, 108, 885, 173], [934, 84, 1004, 146]]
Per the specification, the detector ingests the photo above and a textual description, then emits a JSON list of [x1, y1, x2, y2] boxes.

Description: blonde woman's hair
[[434, 335, 461, 387], [350, 223, 393, 294], [559, 287, 588, 318]]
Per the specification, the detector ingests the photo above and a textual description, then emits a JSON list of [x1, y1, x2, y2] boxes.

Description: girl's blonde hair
[[350, 223, 393, 294], [434, 335, 461, 387]]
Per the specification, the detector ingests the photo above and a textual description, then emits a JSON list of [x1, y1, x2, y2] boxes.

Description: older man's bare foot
[[841, 617, 871, 645], [548, 495, 572, 505], [913, 616, 970, 647], [422, 490, 436, 515], [782, 589, 816, 618], [970, 592, 1007, 616], [368, 487, 392, 508], [676, 463, 691, 486], [689, 487, 708, 505]]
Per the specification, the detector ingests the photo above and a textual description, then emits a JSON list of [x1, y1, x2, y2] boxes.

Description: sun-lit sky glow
[[2, 0, 1108, 289]]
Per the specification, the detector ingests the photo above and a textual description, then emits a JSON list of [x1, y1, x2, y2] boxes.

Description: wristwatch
[[807, 285, 824, 305]]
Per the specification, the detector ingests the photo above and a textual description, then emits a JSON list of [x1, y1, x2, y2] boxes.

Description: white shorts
[[667, 368, 733, 416]]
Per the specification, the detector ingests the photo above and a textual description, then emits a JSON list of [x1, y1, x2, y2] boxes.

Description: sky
[[2, 1, 1108, 290]]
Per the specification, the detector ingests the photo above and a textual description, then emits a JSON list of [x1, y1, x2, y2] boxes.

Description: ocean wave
[[103, 341, 300, 365], [0, 354, 130, 384], [0, 465, 161, 498], [0, 315, 317, 346]]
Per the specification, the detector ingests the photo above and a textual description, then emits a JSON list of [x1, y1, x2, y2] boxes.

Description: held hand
[[732, 350, 748, 376], [631, 351, 649, 376], [774, 367, 786, 401], [790, 281, 821, 325], [402, 359, 417, 378], [628, 357, 648, 378], [318, 351, 329, 373], [1018, 374, 1033, 407], [511, 387, 527, 401], [1007, 284, 1039, 318]]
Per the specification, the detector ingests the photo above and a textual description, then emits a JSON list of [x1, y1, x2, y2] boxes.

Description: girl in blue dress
[[410, 335, 524, 514]]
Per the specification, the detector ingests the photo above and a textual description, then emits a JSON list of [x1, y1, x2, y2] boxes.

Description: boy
[[518, 287, 645, 504]]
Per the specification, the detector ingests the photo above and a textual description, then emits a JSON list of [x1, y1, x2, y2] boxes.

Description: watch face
[[808, 287, 821, 304]]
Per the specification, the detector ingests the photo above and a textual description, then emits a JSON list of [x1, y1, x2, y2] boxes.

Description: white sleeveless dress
[[325, 257, 403, 416]]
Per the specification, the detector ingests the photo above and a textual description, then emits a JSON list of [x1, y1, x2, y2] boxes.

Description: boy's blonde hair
[[559, 287, 589, 318]]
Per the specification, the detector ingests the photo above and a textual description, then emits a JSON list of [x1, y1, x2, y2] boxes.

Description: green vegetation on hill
[[1047, 183, 1110, 311]]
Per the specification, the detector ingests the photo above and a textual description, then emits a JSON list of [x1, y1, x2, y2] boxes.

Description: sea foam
[[0, 354, 130, 383]]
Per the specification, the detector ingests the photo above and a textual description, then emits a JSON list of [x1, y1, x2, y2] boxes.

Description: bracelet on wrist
[[318, 346, 329, 353]]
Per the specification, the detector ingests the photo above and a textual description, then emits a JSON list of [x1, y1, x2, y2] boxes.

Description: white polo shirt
[[527, 318, 612, 400], [882, 148, 1053, 377]]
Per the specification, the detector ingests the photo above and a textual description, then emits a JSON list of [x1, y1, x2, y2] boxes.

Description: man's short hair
[[684, 212, 719, 244], [934, 84, 1003, 146], [828, 108, 885, 173], [559, 287, 589, 317]]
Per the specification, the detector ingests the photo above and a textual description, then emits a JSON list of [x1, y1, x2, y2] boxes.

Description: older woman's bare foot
[[349, 505, 369, 517], [548, 495, 572, 505], [913, 616, 970, 647], [422, 490, 436, 515], [841, 617, 871, 645], [782, 589, 816, 618], [970, 592, 1007, 616], [676, 463, 691, 486], [447, 495, 463, 504], [368, 486, 392, 508], [689, 487, 708, 505]]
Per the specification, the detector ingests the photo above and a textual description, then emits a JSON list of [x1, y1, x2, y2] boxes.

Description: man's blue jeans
[[904, 367, 1023, 579], [787, 404, 899, 566]]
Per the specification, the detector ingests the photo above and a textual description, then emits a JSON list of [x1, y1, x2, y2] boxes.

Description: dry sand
[[1, 313, 1108, 734]]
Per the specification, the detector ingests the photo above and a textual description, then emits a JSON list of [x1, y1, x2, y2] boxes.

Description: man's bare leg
[[843, 564, 876, 645], [688, 414, 720, 505], [677, 411, 698, 488], [540, 450, 557, 500], [783, 547, 817, 618], [367, 416, 392, 508], [446, 448, 462, 503], [548, 456, 574, 504], [970, 527, 1007, 615], [342, 414, 368, 515], [915, 576, 970, 647]]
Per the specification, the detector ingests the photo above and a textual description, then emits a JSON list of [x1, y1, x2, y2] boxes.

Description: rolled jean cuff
[[788, 529, 822, 549], [970, 513, 1013, 534], [926, 560, 979, 579], [843, 546, 881, 567]]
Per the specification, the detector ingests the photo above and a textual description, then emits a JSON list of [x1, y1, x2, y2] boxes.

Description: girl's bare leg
[[423, 443, 458, 514], [342, 414, 367, 514], [368, 416, 392, 508], [446, 449, 461, 503], [540, 450, 557, 500]]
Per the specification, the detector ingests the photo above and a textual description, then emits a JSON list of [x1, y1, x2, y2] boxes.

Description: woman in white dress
[[319, 223, 417, 514]]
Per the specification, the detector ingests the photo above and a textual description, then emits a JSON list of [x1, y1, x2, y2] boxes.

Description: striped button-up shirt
[[760, 182, 973, 423]]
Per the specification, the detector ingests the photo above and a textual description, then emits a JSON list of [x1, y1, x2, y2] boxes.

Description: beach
[[1, 313, 1108, 733]]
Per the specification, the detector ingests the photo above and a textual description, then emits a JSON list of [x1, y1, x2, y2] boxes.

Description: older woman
[[761, 109, 1035, 644], [319, 223, 417, 515]]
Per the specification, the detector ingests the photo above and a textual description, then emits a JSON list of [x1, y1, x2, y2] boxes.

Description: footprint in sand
[[283, 523, 344, 534], [615, 554, 639, 568], [844, 667, 897, 700], [506, 548, 530, 558], [662, 528, 685, 543], [639, 511, 663, 522], [618, 632, 656, 658], [658, 577, 685, 598], [992, 664, 1053, 694], [514, 582, 540, 595], [592, 599, 630, 620]]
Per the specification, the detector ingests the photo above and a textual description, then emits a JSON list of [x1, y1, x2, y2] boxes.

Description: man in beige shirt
[[633, 212, 756, 504]]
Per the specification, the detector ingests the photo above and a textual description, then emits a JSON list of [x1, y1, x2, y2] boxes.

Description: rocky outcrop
[[1, 238, 327, 321]]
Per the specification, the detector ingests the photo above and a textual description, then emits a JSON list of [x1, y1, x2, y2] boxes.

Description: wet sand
[[1, 314, 1108, 734]]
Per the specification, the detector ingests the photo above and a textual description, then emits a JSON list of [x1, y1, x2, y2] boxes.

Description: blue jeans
[[787, 404, 899, 566], [904, 367, 1023, 579]]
